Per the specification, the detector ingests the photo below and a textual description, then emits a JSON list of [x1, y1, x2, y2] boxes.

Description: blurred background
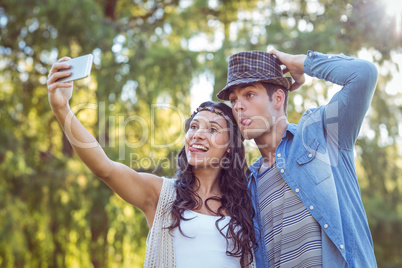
[[0, 0, 401, 267]]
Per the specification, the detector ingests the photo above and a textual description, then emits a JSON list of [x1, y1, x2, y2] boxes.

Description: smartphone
[[58, 54, 93, 82]]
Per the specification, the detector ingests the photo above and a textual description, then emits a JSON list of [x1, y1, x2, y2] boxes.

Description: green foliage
[[0, 0, 401, 267]]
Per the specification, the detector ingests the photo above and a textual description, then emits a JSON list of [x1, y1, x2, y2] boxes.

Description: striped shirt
[[258, 164, 322, 268]]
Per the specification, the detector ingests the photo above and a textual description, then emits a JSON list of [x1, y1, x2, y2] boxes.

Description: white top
[[144, 178, 255, 268], [173, 210, 241, 268]]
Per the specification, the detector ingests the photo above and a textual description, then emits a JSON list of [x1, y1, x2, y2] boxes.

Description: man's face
[[228, 83, 278, 140]]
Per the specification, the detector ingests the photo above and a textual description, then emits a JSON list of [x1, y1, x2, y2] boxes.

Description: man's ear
[[274, 89, 286, 110]]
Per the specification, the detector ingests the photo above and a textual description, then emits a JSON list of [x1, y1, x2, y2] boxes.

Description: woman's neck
[[193, 167, 221, 196]]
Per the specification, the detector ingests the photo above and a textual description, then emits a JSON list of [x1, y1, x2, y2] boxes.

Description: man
[[216, 49, 378, 267]]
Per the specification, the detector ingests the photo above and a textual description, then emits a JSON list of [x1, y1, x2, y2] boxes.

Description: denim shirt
[[249, 51, 378, 268]]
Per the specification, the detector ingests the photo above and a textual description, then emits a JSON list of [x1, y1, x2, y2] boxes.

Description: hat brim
[[216, 77, 293, 100]]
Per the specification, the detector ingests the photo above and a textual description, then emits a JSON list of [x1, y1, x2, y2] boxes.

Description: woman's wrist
[[52, 104, 72, 124]]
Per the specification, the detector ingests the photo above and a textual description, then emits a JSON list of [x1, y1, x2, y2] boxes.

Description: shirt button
[[340, 244, 344, 249], [280, 169, 284, 174], [309, 52, 313, 57], [277, 153, 281, 157], [309, 205, 314, 210], [328, 56, 332, 59], [295, 188, 300, 193], [324, 224, 328, 229], [308, 153, 313, 158]]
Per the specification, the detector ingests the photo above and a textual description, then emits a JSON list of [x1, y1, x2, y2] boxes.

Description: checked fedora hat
[[216, 51, 293, 100]]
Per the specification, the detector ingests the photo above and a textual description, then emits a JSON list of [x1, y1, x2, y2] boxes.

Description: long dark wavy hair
[[168, 101, 257, 266]]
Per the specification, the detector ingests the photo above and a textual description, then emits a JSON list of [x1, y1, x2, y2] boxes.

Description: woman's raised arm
[[47, 57, 162, 226]]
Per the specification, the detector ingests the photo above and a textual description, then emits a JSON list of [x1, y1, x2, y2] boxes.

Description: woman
[[47, 57, 256, 267]]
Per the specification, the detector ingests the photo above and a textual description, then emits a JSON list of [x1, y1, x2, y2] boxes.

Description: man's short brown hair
[[260, 82, 289, 115]]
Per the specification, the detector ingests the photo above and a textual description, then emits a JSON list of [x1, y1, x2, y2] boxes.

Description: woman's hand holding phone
[[47, 57, 74, 113], [47, 54, 93, 112]]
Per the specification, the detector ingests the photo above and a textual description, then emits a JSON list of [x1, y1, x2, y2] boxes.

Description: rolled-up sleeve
[[303, 51, 378, 150]]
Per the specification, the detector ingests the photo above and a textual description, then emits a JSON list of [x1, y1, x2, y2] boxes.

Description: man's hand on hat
[[269, 48, 307, 91]]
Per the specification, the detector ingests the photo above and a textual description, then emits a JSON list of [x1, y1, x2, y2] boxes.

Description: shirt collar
[[284, 123, 297, 138], [248, 123, 297, 176], [248, 156, 263, 175]]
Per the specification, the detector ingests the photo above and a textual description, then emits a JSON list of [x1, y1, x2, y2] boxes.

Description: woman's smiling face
[[185, 110, 230, 169]]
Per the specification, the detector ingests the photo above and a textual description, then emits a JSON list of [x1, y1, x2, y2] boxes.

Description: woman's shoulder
[[160, 176, 178, 190], [161, 176, 178, 181]]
